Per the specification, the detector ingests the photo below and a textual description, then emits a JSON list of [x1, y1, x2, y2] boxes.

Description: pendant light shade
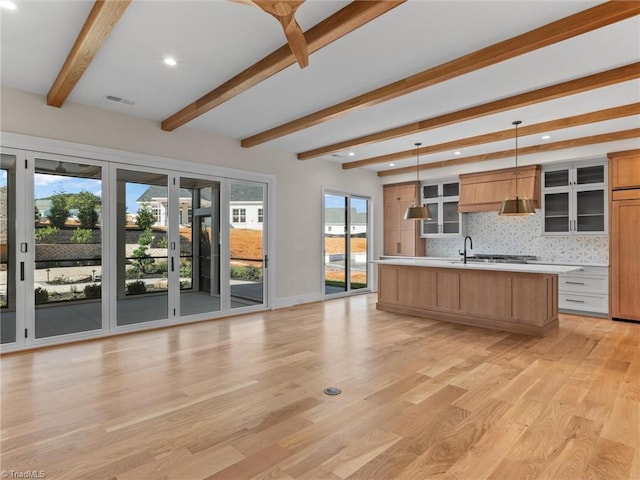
[[404, 205, 432, 220], [499, 197, 536, 216], [499, 121, 536, 216], [404, 142, 432, 220]]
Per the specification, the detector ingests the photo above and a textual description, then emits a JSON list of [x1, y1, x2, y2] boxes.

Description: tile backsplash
[[426, 211, 608, 265]]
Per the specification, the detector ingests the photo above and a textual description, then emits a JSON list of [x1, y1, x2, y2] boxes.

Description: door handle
[[171, 257, 175, 272], [396, 242, 401, 254], [20, 261, 24, 281]]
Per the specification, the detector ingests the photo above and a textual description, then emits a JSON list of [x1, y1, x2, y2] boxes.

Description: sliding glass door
[[229, 181, 266, 310], [179, 176, 221, 317], [323, 191, 370, 296], [0, 144, 272, 351], [32, 155, 105, 339], [115, 168, 169, 326], [1, 152, 19, 344]]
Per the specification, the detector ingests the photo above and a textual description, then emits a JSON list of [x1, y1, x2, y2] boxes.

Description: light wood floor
[[1, 294, 638, 480]]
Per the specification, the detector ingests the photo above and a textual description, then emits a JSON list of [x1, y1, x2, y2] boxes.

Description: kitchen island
[[376, 259, 580, 337]]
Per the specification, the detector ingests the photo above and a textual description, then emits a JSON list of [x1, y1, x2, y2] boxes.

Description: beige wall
[[1, 87, 383, 306]]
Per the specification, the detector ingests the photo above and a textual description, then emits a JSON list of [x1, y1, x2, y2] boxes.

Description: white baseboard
[[273, 293, 324, 309]]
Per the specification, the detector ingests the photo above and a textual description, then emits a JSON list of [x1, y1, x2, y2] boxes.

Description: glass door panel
[[116, 169, 168, 325], [33, 158, 103, 339], [349, 197, 368, 291], [422, 184, 438, 199], [422, 202, 439, 235], [179, 177, 221, 316], [324, 194, 347, 294], [576, 165, 605, 185], [442, 201, 459, 234], [576, 189, 605, 232], [229, 181, 265, 309], [544, 169, 570, 188], [442, 182, 459, 197], [544, 192, 570, 233], [1, 154, 17, 344]]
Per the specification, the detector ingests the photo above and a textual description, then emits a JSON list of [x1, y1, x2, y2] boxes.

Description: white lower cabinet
[[558, 265, 608, 316]]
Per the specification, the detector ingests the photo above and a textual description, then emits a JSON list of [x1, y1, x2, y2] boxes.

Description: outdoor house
[[135, 183, 265, 230]]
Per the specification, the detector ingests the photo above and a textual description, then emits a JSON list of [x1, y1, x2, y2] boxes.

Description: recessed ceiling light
[[0, 1, 17, 10], [389, 163, 395, 167], [542, 135, 551, 140], [164, 57, 177, 66], [348, 152, 355, 157], [454, 151, 461, 155]]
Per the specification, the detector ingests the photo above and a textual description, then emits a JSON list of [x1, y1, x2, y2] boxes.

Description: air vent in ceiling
[[105, 95, 135, 106]]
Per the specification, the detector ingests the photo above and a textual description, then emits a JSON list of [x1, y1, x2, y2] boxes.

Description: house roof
[[137, 184, 263, 203]]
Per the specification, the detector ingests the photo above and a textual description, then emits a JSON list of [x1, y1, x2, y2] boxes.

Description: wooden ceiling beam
[[299, 62, 640, 160], [161, 0, 405, 132], [47, 0, 131, 108], [343, 103, 640, 169], [242, 1, 640, 148], [378, 128, 640, 177]]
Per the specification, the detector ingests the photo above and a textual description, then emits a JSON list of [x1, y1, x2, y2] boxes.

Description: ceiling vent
[[105, 95, 135, 106]]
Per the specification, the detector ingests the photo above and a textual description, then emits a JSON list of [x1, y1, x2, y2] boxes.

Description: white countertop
[[374, 258, 581, 275]]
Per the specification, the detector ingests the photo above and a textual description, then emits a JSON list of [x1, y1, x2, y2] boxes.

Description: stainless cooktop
[[464, 254, 538, 264]]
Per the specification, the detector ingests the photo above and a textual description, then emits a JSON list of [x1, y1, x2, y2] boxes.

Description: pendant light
[[404, 142, 432, 220], [498, 120, 536, 216]]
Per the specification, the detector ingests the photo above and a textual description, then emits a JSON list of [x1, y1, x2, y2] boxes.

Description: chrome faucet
[[461, 235, 473, 264]]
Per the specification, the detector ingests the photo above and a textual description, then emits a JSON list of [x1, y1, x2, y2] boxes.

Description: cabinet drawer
[[559, 275, 608, 294], [569, 266, 608, 276], [559, 293, 608, 313]]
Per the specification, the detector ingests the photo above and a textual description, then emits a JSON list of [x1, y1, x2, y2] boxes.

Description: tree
[[73, 191, 101, 229], [47, 192, 69, 228], [132, 228, 154, 274], [137, 204, 155, 231]]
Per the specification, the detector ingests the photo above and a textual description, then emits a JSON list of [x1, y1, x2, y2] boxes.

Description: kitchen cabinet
[[608, 148, 640, 322], [420, 179, 466, 237], [376, 262, 569, 337], [609, 148, 640, 189], [558, 265, 608, 316], [458, 165, 540, 213], [542, 161, 607, 235], [383, 182, 426, 256]]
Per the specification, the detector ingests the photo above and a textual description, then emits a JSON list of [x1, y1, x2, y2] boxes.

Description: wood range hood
[[457, 165, 541, 213]]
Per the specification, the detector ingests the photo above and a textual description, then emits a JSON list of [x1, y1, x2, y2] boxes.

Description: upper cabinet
[[383, 182, 426, 256], [608, 149, 640, 190], [458, 165, 541, 213], [542, 161, 607, 235], [420, 179, 465, 237]]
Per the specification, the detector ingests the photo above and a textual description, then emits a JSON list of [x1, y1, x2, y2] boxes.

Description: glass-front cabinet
[[420, 179, 464, 237], [542, 161, 607, 235]]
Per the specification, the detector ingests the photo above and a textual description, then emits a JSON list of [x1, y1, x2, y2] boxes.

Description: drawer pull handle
[[565, 281, 585, 285], [566, 299, 585, 303]]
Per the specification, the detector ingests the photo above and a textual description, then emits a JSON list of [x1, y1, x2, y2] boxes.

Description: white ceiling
[[1, 0, 639, 175]]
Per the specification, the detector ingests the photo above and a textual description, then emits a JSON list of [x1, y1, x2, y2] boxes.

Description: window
[[152, 207, 161, 224], [232, 208, 246, 223], [258, 208, 263, 223], [187, 208, 193, 224]]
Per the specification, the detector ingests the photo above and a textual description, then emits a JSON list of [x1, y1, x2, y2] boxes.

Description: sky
[[31, 174, 149, 213], [324, 194, 368, 213]]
